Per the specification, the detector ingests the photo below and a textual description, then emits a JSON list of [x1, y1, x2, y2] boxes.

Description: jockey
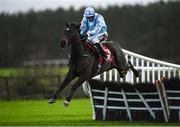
[[80, 7, 109, 61]]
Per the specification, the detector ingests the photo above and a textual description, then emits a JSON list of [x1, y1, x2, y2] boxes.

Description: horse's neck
[[70, 35, 85, 57]]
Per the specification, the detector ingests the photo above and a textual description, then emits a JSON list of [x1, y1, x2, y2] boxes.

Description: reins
[[69, 32, 87, 47]]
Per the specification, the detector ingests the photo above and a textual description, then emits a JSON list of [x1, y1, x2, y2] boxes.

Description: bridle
[[63, 27, 86, 47]]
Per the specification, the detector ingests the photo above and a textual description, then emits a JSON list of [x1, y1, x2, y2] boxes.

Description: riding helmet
[[83, 7, 95, 17]]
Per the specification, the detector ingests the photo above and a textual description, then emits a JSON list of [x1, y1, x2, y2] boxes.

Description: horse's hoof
[[63, 100, 69, 107], [48, 98, 56, 104], [120, 70, 127, 78]]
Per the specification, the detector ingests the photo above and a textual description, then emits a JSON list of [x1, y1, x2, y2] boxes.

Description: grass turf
[[0, 99, 179, 126], [0, 67, 68, 77]]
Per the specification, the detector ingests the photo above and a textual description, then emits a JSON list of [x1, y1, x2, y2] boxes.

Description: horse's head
[[60, 22, 81, 48]]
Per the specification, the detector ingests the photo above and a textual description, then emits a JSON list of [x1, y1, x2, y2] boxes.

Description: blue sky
[[0, 0, 162, 14]]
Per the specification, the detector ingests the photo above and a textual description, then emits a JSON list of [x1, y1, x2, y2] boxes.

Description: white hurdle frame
[[82, 48, 180, 121]]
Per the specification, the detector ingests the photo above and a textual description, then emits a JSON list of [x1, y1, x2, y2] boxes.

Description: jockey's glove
[[80, 34, 88, 39], [86, 32, 90, 37]]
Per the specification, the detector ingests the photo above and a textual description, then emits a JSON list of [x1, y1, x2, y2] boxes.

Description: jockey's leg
[[94, 43, 109, 62], [92, 34, 109, 62]]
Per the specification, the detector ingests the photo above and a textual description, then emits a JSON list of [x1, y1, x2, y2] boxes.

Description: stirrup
[[82, 53, 88, 57], [81, 52, 88, 57], [97, 63, 102, 73]]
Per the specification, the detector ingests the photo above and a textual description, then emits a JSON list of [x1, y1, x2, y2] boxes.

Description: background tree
[[0, 1, 180, 67]]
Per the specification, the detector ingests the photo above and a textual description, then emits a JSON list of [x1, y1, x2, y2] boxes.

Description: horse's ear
[[65, 22, 69, 27]]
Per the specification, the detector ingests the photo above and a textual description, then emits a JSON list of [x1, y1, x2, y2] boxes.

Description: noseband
[[63, 28, 86, 47]]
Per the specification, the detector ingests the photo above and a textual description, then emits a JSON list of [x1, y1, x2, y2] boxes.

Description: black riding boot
[[94, 43, 109, 61]]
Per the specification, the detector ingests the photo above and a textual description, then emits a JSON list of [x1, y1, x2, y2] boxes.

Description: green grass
[[0, 99, 179, 126], [0, 67, 68, 77], [0, 68, 17, 77]]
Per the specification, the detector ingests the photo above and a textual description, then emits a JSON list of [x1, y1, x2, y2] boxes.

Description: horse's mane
[[68, 22, 81, 33]]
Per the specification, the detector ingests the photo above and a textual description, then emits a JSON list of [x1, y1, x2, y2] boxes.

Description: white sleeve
[[88, 15, 105, 36], [80, 17, 88, 35]]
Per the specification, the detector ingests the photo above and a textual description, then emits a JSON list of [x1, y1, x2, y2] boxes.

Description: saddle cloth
[[86, 42, 113, 64]]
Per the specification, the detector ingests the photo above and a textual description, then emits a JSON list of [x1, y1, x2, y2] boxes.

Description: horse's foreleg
[[48, 71, 76, 104], [63, 77, 86, 107]]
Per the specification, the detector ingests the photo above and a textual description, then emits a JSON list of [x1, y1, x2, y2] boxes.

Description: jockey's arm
[[87, 16, 105, 36], [80, 17, 88, 35], [87, 23, 102, 36]]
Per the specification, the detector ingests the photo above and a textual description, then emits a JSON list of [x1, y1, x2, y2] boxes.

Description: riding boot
[[91, 43, 103, 72], [94, 43, 109, 62]]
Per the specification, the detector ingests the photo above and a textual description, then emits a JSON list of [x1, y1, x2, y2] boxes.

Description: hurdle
[[83, 49, 180, 122], [160, 78, 180, 122], [88, 80, 168, 121]]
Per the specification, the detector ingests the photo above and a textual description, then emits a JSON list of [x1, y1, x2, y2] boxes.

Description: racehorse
[[49, 22, 140, 107]]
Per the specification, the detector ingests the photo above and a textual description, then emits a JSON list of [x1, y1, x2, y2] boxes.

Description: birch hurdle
[[82, 49, 180, 122]]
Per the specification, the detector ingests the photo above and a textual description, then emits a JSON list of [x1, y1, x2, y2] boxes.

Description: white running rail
[[97, 49, 180, 83]]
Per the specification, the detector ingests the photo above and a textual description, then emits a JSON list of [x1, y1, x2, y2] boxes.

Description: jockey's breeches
[[87, 32, 108, 44]]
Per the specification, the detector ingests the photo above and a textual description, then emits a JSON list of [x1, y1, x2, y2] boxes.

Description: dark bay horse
[[49, 22, 140, 107]]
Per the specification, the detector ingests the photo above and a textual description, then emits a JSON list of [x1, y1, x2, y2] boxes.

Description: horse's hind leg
[[128, 61, 140, 77], [117, 69, 127, 78], [116, 59, 130, 78], [116, 59, 141, 78]]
